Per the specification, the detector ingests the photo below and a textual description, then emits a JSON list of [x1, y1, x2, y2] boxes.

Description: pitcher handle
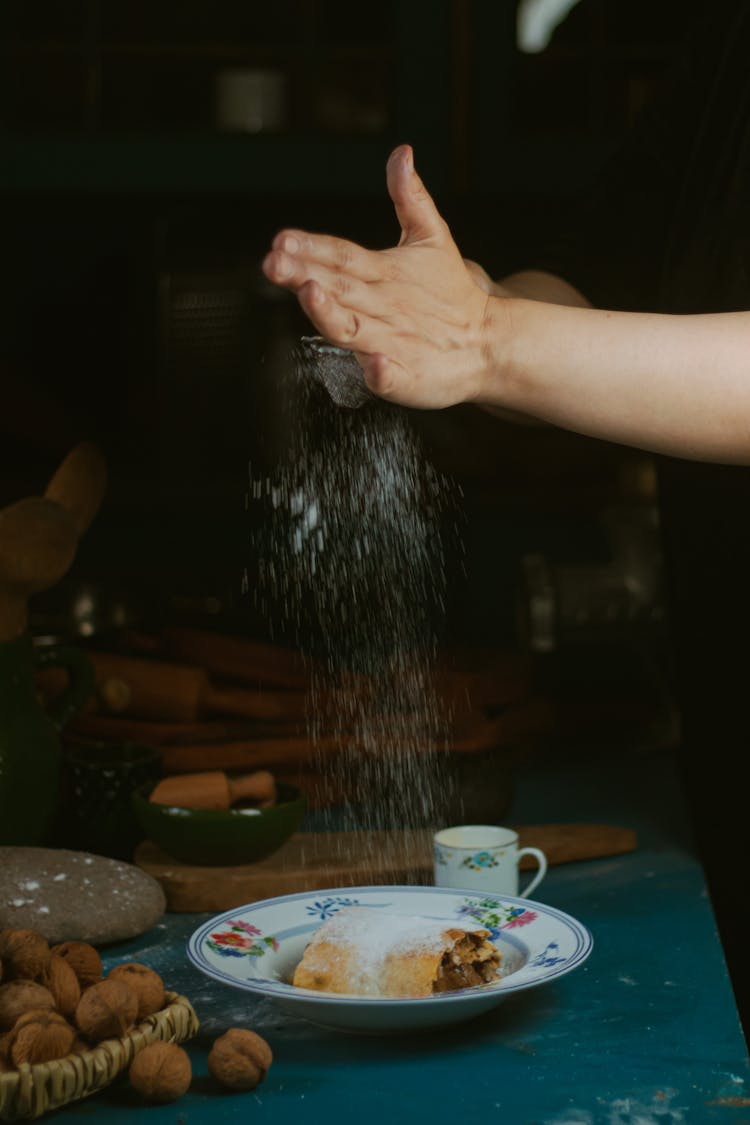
[[35, 645, 95, 731]]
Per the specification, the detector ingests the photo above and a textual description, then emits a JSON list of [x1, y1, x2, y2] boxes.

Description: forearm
[[478, 271, 592, 424], [481, 299, 750, 463]]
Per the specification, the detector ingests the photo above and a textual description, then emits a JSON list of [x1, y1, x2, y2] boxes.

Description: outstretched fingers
[[268, 230, 382, 284]]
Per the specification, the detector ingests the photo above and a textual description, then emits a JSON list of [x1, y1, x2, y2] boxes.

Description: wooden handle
[[162, 628, 308, 690], [86, 651, 307, 723], [0, 444, 106, 641], [44, 442, 107, 538], [0, 498, 78, 590], [155, 703, 550, 774], [435, 649, 532, 711], [150, 771, 230, 809], [203, 684, 307, 721], [90, 651, 206, 720], [67, 714, 302, 745], [150, 769, 277, 810], [228, 770, 277, 807], [160, 736, 341, 774], [0, 498, 79, 641]]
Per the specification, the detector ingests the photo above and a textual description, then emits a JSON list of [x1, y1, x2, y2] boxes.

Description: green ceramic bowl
[[131, 781, 306, 866]]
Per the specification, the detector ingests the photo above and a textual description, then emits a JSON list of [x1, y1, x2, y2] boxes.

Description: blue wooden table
[[55, 750, 750, 1125]]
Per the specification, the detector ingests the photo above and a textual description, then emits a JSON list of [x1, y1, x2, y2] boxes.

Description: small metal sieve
[[299, 336, 373, 409]]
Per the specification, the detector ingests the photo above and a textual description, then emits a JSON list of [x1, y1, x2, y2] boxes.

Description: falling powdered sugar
[[247, 347, 461, 859]]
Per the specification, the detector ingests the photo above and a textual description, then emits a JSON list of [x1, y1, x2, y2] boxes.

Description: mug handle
[[34, 645, 95, 732], [517, 847, 548, 898]]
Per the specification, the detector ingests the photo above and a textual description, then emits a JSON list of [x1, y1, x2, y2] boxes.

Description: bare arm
[[262, 145, 750, 465], [470, 261, 750, 461], [483, 298, 750, 463]]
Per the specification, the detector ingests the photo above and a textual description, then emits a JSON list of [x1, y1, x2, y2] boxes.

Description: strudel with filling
[[292, 906, 502, 997]]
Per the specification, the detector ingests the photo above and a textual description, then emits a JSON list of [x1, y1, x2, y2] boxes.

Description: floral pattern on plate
[[304, 896, 362, 920], [528, 941, 568, 968], [207, 918, 279, 958], [458, 896, 538, 940]]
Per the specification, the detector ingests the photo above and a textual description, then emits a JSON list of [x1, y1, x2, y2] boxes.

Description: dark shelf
[[0, 133, 397, 195], [4, 41, 394, 58]]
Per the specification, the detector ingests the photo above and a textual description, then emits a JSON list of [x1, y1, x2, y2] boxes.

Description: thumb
[[386, 145, 447, 246]]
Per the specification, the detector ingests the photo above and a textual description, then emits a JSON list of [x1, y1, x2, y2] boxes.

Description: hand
[[262, 145, 498, 409]]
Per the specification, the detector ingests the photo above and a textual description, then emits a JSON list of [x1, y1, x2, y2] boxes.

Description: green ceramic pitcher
[[0, 634, 94, 845]]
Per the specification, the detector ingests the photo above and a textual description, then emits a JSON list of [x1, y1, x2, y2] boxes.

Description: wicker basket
[[0, 991, 199, 1122]]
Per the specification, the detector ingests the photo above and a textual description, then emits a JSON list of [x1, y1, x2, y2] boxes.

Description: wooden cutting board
[[134, 823, 637, 912]]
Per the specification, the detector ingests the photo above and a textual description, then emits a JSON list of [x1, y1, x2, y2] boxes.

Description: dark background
[[5, 0, 744, 1024], [1, 0, 685, 636]]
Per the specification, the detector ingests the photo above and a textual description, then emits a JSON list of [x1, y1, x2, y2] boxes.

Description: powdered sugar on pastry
[[292, 907, 502, 997]]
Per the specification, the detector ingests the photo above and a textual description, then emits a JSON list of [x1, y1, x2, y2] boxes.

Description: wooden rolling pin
[[150, 769, 277, 809], [160, 735, 343, 773], [67, 714, 302, 745], [157, 706, 547, 774], [123, 628, 308, 689], [161, 628, 308, 690], [434, 649, 532, 712], [86, 651, 307, 722]]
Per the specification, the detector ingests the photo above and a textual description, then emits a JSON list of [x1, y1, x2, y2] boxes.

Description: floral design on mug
[[458, 897, 538, 940], [207, 918, 279, 958], [460, 849, 503, 871]]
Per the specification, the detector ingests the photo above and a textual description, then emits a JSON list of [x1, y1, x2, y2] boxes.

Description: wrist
[[472, 295, 528, 409]]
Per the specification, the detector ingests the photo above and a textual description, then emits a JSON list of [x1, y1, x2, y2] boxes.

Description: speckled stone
[[0, 847, 166, 945]]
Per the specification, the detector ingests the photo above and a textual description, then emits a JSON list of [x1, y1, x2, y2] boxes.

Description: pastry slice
[[292, 907, 502, 998]]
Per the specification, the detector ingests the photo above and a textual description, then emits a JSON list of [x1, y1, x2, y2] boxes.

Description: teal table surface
[[53, 751, 749, 1125]]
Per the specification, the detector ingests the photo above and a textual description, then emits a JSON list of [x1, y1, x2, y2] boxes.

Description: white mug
[[433, 824, 548, 898]]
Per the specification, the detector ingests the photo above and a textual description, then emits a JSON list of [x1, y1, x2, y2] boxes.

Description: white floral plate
[[186, 885, 593, 1033]]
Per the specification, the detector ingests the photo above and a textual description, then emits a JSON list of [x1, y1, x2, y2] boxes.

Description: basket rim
[[0, 990, 199, 1122]]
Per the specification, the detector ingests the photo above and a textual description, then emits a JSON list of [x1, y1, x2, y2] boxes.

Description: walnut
[[0, 981, 55, 1031], [75, 979, 138, 1042], [10, 1009, 76, 1066], [108, 964, 165, 1020], [129, 1042, 192, 1103], [50, 942, 102, 989], [0, 930, 51, 980], [207, 1028, 273, 1091], [38, 955, 81, 1017]]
